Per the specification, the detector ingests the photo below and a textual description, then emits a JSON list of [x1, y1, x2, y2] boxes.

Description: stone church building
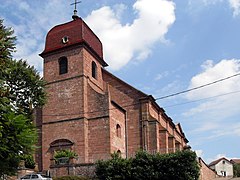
[[35, 14, 189, 175]]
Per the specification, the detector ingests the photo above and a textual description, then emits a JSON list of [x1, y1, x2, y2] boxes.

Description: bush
[[54, 150, 78, 159], [233, 163, 240, 177], [53, 176, 90, 180], [95, 150, 200, 180], [96, 153, 131, 180], [20, 154, 35, 169]]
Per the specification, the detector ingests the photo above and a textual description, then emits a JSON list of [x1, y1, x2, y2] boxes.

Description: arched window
[[117, 150, 121, 156], [116, 124, 121, 138], [50, 139, 74, 165], [59, 56, 68, 75], [50, 139, 74, 148], [92, 61, 97, 79]]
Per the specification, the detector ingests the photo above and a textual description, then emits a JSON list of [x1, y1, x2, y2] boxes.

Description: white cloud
[[229, 0, 240, 17], [85, 0, 176, 70], [155, 71, 169, 81], [3, 0, 175, 72], [188, 0, 240, 17], [113, 4, 127, 20], [191, 122, 218, 133], [207, 154, 226, 164], [2, 0, 70, 75], [195, 149, 203, 157], [186, 59, 240, 100], [183, 59, 240, 137], [188, 0, 223, 7]]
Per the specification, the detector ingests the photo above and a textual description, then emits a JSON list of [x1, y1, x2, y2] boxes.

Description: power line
[[162, 90, 240, 108], [42, 72, 240, 117], [155, 72, 240, 100]]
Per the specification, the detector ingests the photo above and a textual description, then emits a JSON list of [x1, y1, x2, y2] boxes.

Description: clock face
[[62, 36, 69, 44]]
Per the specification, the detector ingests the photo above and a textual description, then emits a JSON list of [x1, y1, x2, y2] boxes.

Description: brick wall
[[103, 73, 145, 155], [88, 117, 110, 163], [42, 120, 86, 169], [199, 157, 217, 180], [109, 102, 126, 157], [50, 163, 95, 178], [38, 18, 190, 176]]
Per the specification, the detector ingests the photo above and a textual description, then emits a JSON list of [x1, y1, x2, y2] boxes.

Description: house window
[[59, 56, 68, 74], [222, 160, 225, 164], [221, 171, 226, 177], [116, 124, 121, 138], [92, 61, 97, 79]]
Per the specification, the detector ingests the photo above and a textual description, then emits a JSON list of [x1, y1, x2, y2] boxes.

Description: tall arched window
[[116, 124, 121, 138], [117, 150, 121, 156], [92, 61, 97, 79], [59, 56, 68, 75]]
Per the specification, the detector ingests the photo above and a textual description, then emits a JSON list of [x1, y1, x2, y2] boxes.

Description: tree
[[2, 59, 46, 119], [0, 19, 16, 60], [0, 19, 46, 177], [233, 163, 240, 177]]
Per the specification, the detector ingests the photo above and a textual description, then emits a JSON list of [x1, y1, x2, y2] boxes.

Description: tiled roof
[[209, 157, 232, 167], [231, 159, 240, 164], [40, 17, 105, 64]]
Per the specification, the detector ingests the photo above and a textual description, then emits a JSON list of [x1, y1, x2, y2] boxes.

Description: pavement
[[214, 178, 240, 180]]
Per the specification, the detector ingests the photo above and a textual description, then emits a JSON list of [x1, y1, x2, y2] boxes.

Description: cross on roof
[[71, 0, 82, 20]]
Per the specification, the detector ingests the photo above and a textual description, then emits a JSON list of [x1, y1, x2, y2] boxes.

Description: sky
[[1, 0, 240, 164]]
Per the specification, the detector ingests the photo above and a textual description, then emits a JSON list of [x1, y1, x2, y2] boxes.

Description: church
[[35, 10, 189, 176]]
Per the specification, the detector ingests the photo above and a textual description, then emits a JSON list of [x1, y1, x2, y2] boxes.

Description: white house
[[209, 157, 233, 177]]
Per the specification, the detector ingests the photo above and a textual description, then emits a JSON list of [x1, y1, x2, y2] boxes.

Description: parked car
[[20, 173, 52, 180]]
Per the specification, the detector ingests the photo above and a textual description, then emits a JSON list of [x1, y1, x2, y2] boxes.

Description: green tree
[[0, 19, 16, 60], [2, 59, 46, 119], [0, 19, 46, 177], [233, 163, 240, 177], [20, 154, 36, 169]]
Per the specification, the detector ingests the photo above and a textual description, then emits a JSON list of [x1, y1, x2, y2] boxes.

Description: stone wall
[[50, 163, 95, 178]]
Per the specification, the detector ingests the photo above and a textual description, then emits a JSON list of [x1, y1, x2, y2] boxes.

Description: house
[[35, 12, 189, 176], [231, 159, 240, 164], [209, 157, 233, 177]]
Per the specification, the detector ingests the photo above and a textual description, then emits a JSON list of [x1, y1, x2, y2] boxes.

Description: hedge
[[95, 150, 200, 180]]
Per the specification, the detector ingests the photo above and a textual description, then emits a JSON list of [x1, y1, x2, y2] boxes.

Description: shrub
[[20, 154, 35, 169], [95, 150, 200, 180], [96, 153, 131, 180], [54, 149, 78, 159], [233, 163, 240, 177]]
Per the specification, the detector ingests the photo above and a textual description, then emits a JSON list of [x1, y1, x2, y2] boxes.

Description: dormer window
[[59, 57, 68, 75], [62, 36, 69, 44], [92, 61, 97, 79]]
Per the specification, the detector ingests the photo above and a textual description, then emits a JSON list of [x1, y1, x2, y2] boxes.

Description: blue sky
[[1, 0, 240, 163]]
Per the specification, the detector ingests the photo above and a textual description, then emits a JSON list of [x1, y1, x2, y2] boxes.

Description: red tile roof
[[40, 17, 105, 65], [209, 157, 232, 167], [231, 159, 240, 164]]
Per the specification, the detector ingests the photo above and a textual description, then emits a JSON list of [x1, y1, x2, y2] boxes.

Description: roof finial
[[71, 0, 82, 20]]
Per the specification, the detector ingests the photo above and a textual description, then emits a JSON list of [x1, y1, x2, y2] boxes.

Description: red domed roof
[[40, 17, 106, 66]]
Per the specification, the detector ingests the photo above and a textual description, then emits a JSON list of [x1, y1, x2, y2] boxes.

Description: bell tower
[[38, 13, 108, 171], [40, 15, 108, 122]]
